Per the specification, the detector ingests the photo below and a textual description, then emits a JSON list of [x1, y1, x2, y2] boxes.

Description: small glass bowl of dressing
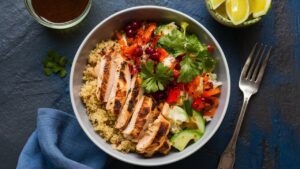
[[24, 0, 92, 29]]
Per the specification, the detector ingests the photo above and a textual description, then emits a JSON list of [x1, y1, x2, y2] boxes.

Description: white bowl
[[70, 5, 230, 166]]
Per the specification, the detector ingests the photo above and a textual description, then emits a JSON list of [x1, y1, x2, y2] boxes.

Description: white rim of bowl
[[70, 5, 231, 166]]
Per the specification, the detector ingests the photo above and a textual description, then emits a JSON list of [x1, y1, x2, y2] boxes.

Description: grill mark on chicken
[[106, 56, 124, 112], [110, 62, 130, 115], [137, 115, 170, 156], [131, 106, 150, 139], [99, 55, 112, 102], [115, 75, 141, 129], [128, 82, 139, 112], [114, 100, 121, 113], [152, 120, 169, 143], [158, 140, 171, 155]]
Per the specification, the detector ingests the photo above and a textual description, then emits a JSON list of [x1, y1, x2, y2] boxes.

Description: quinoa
[[80, 40, 136, 153]]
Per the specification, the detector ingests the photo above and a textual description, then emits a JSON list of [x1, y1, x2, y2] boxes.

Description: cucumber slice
[[169, 106, 189, 123], [191, 110, 206, 134], [170, 129, 202, 151]]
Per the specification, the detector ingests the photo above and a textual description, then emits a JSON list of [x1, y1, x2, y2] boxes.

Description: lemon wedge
[[250, 0, 272, 18], [210, 0, 226, 10], [226, 0, 250, 25]]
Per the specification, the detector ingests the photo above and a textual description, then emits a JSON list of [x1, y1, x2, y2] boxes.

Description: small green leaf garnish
[[183, 100, 193, 116], [44, 68, 53, 76], [178, 56, 199, 83], [42, 50, 68, 78], [140, 61, 173, 93], [59, 69, 67, 78]]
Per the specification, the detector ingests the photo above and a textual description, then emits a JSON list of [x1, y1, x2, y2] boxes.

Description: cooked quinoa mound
[[80, 40, 136, 153]]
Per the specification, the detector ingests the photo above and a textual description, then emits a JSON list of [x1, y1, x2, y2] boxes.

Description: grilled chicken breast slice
[[115, 75, 142, 129], [123, 96, 153, 141], [111, 63, 131, 115], [102, 54, 123, 103], [106, 56, 127, 112], [136, 115, 161, 152], [136, 115, 171, 156], [161, 102, 170, 119], [96, 54, 113, 102], [158, 140, 171, 155]]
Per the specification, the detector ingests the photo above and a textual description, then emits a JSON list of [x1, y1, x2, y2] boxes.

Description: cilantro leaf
[[140, 61, 173, 93], [178, 56, 200, 83]]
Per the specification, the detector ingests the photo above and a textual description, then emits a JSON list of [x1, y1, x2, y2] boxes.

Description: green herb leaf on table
[[42, 50, 68, 78], [140, 61, 173, 93]]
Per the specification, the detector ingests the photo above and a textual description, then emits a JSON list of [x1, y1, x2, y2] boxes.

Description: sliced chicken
[[106, 56, 127, 112], [136, 115, 170, 156], [115, 75, 142, 129], [161, 102, 170, 118], [123, 96, 153, 141], [137, 104, 161, 140], [136, 115, 161, 152], [104, 54, 124, 103], [158, 140, 171, 155], [96, 54, 112, 101], [111, 63, 131, 115]]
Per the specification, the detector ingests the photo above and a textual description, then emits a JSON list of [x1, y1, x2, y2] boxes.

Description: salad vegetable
[[140, 61, 173, 93], [115, 21, 222, 152]]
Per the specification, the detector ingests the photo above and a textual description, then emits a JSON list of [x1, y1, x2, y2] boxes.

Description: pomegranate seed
[[134, 45, 143, 57], [173, 70, 180, 78], [145, 47, 154, 55], [150, 52, 160, 61], [131, 21, 141, 30], [207, 44, 214, 52], [201, 97, 206, 102], [126, 29, 135, 38], [174, 63, 181, 70], [125, 24, 132, 31], [176, 55, 184, 62]]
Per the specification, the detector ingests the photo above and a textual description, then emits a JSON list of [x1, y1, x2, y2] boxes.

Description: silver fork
[[217, 43, 272, 169]]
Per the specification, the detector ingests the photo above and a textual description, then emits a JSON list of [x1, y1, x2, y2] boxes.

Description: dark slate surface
[[0, 0, 299, 169]]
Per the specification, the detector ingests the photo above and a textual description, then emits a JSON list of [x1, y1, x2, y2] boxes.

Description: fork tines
[[241, 43, 272, 83]]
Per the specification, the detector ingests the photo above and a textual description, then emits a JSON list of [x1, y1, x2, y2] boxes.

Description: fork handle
[[217, 94, 251, 169]]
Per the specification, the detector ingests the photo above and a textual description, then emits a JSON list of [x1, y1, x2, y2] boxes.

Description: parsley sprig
[[42, 50, 68, 78], [157, 22, 217, 83], [140, 61, 173, 93]]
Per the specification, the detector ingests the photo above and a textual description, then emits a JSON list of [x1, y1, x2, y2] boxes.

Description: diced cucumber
[[170, 129, 202, 151], [169, 106, 189, 123], [191, 110, 206, 134]]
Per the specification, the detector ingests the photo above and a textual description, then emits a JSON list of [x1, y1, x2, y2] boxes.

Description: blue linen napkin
[[16, 108, 108, 169]]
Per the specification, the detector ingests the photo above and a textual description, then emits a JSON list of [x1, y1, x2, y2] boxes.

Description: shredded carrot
[[124, 44, 137, 58], [187, 75, 202, 98], [204, 107, 217, 116], [143, 23, 157, 44], [202, 88, 221, 97], [151, 35, 161, 48], [157, 48, 169, 62]]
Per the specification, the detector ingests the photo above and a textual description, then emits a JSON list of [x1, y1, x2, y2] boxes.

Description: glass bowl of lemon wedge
[[205, 0, 271, 27]]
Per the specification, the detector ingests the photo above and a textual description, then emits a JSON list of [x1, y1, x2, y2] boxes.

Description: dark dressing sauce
[[31, 0, 89, 23]]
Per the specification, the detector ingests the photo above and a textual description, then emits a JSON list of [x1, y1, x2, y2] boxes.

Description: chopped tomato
[[192, 98, 205, 111], [207, 44, 214, 53], [166, 87, 181, 104]]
